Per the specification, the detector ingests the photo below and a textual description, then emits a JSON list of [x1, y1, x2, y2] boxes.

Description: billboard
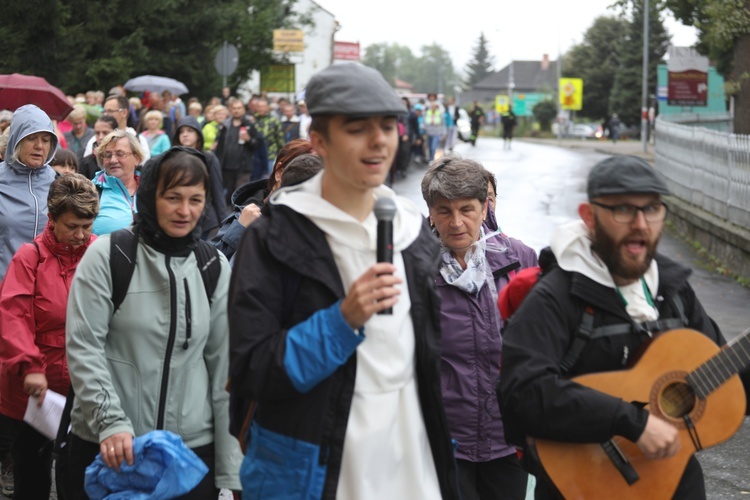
[[261, 65, 295, 93], [559, 78, 583, 111], [667, 46, 709, 106], [334, 42, 361, 61], [273, 29, 304, 53]]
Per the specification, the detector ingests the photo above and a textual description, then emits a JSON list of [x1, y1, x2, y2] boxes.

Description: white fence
[[655, 118, 750, 230]]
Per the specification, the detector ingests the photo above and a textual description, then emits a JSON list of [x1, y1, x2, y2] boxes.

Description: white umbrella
[[123, 75, 189, 95]]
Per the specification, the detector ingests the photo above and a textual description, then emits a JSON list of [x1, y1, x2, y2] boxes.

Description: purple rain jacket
[[435, 229, 537, 462]]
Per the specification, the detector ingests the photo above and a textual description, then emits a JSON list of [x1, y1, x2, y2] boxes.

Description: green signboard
[[513, 93, 551, 117], [261, 65, 295, 93]]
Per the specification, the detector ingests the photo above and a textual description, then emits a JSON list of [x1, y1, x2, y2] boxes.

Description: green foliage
[[363, 43, 416, 87], [533, 100, 557, 131], [563, 16, 629, 121], [362, 43, 458, 95], [608, 0, 670, 126], [464, 33, 495, 89], [0, 0, 305, 100]]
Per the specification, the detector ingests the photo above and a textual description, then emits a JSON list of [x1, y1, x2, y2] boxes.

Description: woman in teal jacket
[[62, 147, 242, 498]]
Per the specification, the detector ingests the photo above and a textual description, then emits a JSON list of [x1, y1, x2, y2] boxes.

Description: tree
[[362, 43, 416, 86], [0, 0, 304, 100], [609, 0, 670, 126], [410, 44, 459, 94], [563, 16, 629, 122], [665, 0, 750, 133], [362, 42, 458, 95], [464, 33, 495, 89], [533, 100, 557, 131]]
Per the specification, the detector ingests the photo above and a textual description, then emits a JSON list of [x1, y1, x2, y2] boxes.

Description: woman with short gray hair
[[92, 129, 144, 235], [421, 155, 537, 500]]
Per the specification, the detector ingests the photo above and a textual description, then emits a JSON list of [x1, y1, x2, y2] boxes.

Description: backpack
[[55, 227, 221, 457]]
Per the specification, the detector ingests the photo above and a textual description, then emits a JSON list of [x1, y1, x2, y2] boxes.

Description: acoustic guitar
[[531, 328, 749, 499]]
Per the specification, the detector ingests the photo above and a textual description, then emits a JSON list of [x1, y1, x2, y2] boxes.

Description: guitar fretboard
[[687, 331, 750, 399]]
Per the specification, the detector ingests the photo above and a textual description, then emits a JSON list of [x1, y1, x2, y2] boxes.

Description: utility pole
[[641, 0, 650, 153]]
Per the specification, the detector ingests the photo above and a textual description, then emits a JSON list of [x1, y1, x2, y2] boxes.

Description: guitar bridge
[[601, 440, 640, 486]]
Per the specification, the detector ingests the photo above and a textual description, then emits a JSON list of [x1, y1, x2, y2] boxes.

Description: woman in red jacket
[[0, 173, 99, 498]]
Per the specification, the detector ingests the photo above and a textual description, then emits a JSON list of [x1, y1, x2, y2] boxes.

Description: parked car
[[569, 123, 598, 139], [456, 108, 472, 141]]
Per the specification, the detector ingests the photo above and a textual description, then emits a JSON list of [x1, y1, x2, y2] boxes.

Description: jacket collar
[[264, 204, 345, 297], [568, 253, 691, 320]]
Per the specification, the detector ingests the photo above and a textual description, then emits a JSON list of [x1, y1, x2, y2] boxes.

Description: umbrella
[[0, 73, 72, 120], [123, 75, 189, 96]]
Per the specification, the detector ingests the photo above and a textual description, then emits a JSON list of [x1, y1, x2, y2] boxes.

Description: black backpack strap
[[53, 386, 75, 458], [193, 240, 221, 304], [560, 306, 596, 374], [109, 227, 140, 313], [669, 293, 687, 326], [561, 293, 689, 373]]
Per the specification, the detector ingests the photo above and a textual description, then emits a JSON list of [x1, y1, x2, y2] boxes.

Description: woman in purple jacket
[[421, 157, 537, 500]]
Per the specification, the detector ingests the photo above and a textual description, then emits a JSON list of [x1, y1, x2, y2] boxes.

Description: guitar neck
[[688, 331, 750, 398]]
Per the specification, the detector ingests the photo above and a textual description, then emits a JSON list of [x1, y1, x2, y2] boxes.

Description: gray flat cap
[[306, 63, 407, 117], [587, 155, 671, 199]]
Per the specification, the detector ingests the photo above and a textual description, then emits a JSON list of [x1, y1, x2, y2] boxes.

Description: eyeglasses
[[591, 201, 668, 224], [102, 108, 124, 115], [103, 151, 133, 161]]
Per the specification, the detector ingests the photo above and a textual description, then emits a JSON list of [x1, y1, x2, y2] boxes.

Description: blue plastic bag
[[84, 430, 209, 499]]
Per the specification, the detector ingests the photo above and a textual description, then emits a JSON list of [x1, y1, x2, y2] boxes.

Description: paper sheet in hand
[[23, 389, 66, 440]]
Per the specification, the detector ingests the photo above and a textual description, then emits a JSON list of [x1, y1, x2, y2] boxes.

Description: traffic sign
[[214, 43, 239, 77], [495, 95, 510, 114], [559, 78, 583, 111]]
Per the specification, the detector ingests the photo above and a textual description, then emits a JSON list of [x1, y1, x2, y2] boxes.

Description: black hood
[[173, 115, 204, 150], [231, 178, 269, 210], [135, 146, 210, 256]]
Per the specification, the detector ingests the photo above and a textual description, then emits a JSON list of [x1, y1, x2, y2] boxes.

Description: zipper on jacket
[[183, 279, 192, 350], [27, 171, 40, 236], [157, 255, 178, 430]]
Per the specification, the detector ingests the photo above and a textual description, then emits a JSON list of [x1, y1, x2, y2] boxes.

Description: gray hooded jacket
[[0, 105, 57, 280]]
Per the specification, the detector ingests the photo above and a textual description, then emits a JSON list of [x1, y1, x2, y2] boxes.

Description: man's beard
[[591, 216, 659, 282]]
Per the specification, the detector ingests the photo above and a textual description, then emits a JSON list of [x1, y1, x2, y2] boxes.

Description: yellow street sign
[[273, 29, 305, 53], [559, 78, 583, 110], [495, 95, 510, 114]]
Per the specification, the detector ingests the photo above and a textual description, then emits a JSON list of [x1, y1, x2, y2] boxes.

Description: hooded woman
[[61, 147, 242, 498], [0, 105, 58, 282], [172, 116, 225, 238]]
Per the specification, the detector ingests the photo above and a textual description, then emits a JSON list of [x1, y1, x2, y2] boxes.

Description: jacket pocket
[[177, 361, 212, 440], [107, 358, 140, 430], [240, 423, 326, 500]]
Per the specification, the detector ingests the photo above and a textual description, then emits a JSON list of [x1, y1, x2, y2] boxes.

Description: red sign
[[334, 42, 360, 61], [668, 70, 708, 106], [667, 47, 709, 107]]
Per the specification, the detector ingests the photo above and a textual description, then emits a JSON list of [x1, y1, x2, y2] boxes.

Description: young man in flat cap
[[499, 155, 750, 498], [229, 63, 459, 499]]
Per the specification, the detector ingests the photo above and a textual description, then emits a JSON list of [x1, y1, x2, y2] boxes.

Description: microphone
[[373, 197, 397, 315]]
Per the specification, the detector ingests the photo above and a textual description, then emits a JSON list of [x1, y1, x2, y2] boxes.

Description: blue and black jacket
[[228, 203, 460, 499]]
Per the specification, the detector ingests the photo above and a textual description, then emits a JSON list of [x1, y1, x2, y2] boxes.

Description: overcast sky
[[314, 0, 697, 74]]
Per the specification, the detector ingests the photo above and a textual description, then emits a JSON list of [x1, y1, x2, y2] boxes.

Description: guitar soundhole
[[659, 381, 696, 418]]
